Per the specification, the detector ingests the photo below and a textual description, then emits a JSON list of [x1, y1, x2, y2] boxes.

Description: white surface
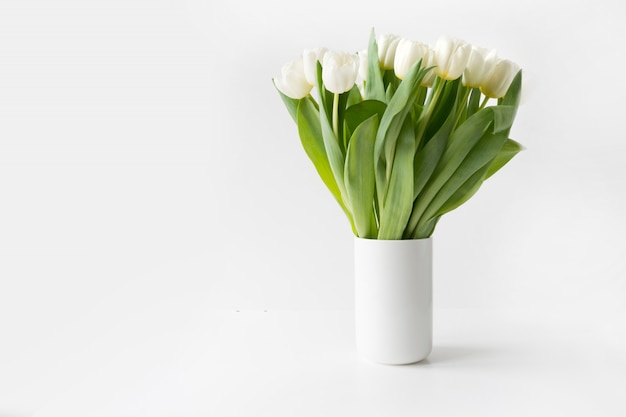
[[355, 237, 432, 365], [1, 0, 625, 415], [3, 309, 625, 417]]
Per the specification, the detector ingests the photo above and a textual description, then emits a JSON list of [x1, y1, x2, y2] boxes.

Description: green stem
[[416, 86, 428, 107], [415, 78, 445, 150], [332, 93, 340, 140], [479, 95, 490, 110], [452, 87, 471, 130], [423, 77, 443, 111]]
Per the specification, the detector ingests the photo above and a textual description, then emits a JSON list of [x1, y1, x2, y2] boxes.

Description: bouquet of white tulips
[[274, 30, 523, 240]]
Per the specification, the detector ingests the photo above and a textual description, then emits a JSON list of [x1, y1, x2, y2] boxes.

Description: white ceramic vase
[[354, 237, 433, 365]]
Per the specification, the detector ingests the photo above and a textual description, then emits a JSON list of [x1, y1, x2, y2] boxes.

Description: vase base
[[357, 347, 432, 366]]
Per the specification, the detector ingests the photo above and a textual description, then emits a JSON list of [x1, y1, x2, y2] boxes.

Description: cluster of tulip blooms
[[274, 31, 523, 240], [275, 33, 519, 101]]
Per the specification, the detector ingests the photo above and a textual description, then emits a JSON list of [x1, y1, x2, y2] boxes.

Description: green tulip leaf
[[421, 78, 460, 143], [374, 60, 426, 206], [297, 98, 355, 232], [433, 164, 490, 220], [346, 84, 363, 108], [410, 215, 440, 239], [485, 138, 524, 179], [405, 105, 495, 236], [344, 115, 378, 238], [491, 105, 517, 134], [383, 69, 400, 95], [274, 82, 300, 123], [315, 62, 333, 123], [344, 99, 387, 139], [337, 90, 353, 152], [501, 70, 522, 109], [419, 129, 509, 228], [296, 99, 343, 205], [413, 107, 456, 200], [365, 29, 386, 102], [385, 81, 396, 102], [314, 62, 347, 199], [467, 87, 481, 119], [320, 105, 346, 196], [378, 118, 416, 240]]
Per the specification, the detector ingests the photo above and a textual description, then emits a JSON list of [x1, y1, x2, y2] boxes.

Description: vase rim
[[354, 236, 432, 242]]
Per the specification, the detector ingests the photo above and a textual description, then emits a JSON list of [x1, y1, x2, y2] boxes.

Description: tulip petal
[[274, 56, 313, 99], [322, 51, 359, 94]]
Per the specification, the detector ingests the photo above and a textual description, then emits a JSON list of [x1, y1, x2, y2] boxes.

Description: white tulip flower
[[322, 51, 359, 94], [377, 33, 401, 70], [433, 37, 472, 80], [274, 56, 313, 99], [480, 58, 520, 98], [463, 46, 498, 88], [394, 38, 429, 80], [303, 47, 328, 86]]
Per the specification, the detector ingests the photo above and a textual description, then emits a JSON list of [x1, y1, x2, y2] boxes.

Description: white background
[[1, 0, 625, 416]]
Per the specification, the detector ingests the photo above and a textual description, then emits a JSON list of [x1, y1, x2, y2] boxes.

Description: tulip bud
[[463, 46, 498, 88], [302, 47, 328, 86], [394, 38, 429, 80], [433, 37, 471, 80], [377, 33, 401, 70], [480, 58, 520, 98], [274, 56, 313, 99], [322, 51, 359, 94]]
